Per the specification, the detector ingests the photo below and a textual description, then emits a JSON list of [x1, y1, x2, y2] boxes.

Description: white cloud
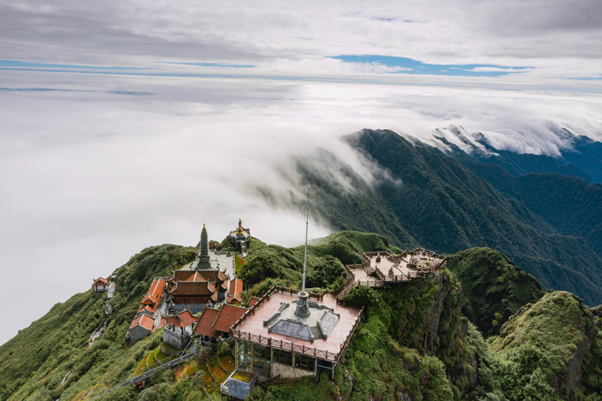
[[469, 67, 531, 73]]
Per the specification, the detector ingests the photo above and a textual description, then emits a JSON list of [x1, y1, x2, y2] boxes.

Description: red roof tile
[[194, 308, 220, 338], [141, 278, 166, 305], [212, 304, 246, 333], [93, 277, 108, 286], [247, 297, 260, 307], [138, 304, 157, 316], [130, 314, 155, 331], [162, 315, 182, 327], [168, 281, 215, 296], [167, 269, 223, 284], [227, 278, 244, 304], [178, 310, 197, 327], [162, 310, 197, 328]]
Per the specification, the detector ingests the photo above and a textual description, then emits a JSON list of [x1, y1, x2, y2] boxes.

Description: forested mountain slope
[[277, 129, 602, 306], [0, 232, 600, 400]]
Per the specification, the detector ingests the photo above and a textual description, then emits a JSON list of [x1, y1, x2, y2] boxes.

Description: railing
[[357, 280, 384, 287], [231, 331, 339, 362], [335, 298, 364, 309], [335, 280, 358, 298], [345, 264, 361, 280], [230, 286, 275, 331], [272, 286, 324, 302], [333, 277, 357, 298], [362, 253, 371, 267], [384, 274, 409, 282]]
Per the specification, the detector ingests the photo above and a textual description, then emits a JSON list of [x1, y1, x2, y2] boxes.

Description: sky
[[1, 0, 602, 345]]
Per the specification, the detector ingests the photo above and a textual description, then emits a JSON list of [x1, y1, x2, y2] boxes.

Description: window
[[253, 345, 268, 360], [273, 349, 293, 366], [253, 362, 271, 378], [294, 354, 315, 371]]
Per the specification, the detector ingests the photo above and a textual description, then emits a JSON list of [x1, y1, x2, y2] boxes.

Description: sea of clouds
[[1, 70, 602, 345]]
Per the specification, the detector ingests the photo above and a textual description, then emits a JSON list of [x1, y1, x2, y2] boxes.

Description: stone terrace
[[344, 248, 446, 289]]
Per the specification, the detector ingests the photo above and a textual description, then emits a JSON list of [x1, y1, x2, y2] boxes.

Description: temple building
[[164, 224, 227, 313], [92, 277, 109, 293], [194, 304, 247, 343], [161, 306, 197, 349], [227, 278, 244, 304], [126, 278, 167, 342], [164, 269, 226, 313]]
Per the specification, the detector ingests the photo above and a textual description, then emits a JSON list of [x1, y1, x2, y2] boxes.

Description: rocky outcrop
[[491, 291, 599, 400], [397, 271, 478, 396], [551, 296, 599, 399]]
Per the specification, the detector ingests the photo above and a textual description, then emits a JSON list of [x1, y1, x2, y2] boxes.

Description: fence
[[231, 331, 339, 362]]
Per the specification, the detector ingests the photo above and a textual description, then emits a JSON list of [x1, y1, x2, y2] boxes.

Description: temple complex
[[126, 223, 240, 343]]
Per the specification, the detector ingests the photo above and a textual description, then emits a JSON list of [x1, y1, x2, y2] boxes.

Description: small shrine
[[229, 219, 250, 255]]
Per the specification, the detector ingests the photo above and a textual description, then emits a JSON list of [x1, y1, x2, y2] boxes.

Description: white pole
[[302, 187, 309, 292]]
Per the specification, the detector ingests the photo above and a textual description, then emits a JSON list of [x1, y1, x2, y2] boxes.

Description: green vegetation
[[1, 232, 600, 400], [247, 373, 338, 401], [239, 231, 400, 289], [234, 255, 245, 275], [343, 274, 473, 400], [0, 244, 195, 401], [446, 247, 544, 336]]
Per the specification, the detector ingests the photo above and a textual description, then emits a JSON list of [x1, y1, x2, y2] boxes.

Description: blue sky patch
[[333, 55, 530, 77]]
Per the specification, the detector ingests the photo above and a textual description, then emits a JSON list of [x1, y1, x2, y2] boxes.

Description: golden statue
[[236, 218, 244, 234]]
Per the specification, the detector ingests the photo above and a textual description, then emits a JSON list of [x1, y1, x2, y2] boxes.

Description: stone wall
[[272, 362, 314, 379], [163, 324, 190, 349], [128, 325, 151, 341]]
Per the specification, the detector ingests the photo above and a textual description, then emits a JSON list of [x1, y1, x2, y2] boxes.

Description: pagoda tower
[[196, 224, 212, 270]]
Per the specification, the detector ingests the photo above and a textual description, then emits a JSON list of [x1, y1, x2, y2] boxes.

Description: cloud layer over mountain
[[2, 70, 602, 344]]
